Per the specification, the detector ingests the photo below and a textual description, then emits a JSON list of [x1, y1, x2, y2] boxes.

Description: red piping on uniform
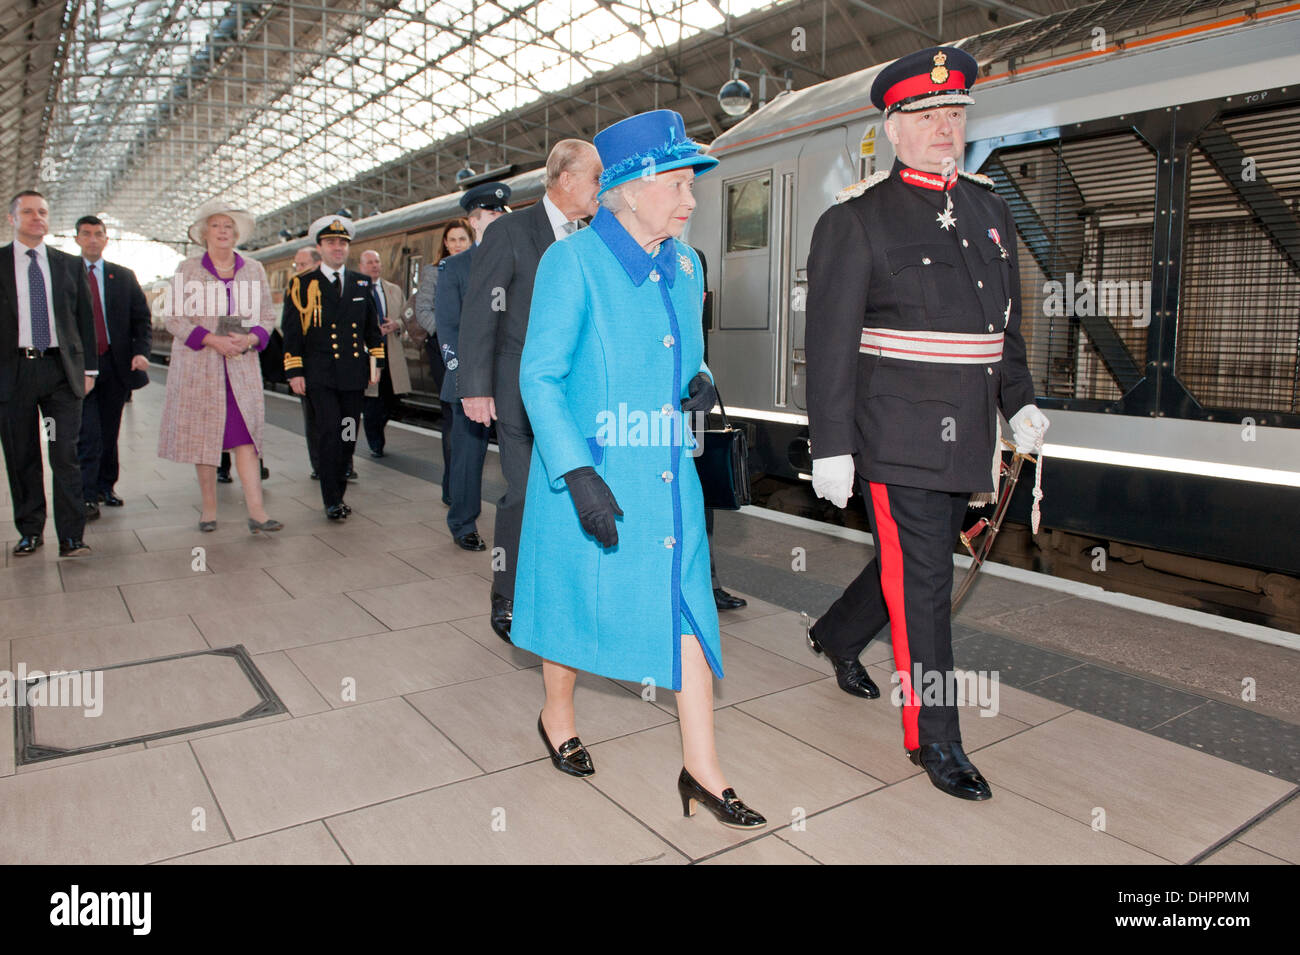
[[870, 483, 920, 751]]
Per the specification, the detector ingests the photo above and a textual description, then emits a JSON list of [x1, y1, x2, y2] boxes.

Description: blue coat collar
[[590, 206, 677, 287]]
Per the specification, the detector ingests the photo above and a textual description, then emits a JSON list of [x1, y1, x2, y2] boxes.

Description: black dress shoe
[[12, 534, 42, 556], [84, 501, 101, 520], [713, 587, 747, 610], [59, 538, 91, 557], [338, 502, 352, 517], [455, 531, 486, 551], [216, 468, 233, 484], [806, 629, 880, 699], [490, 592, 513, 644], [678, 768, 766, 829], [909, 742, 993, 801], [325, 504, 347, 520], [100, 491, 124, 507], [310, 470, 320, 480], [537, 713, 594, 777], [346, 468, 359, 481], [369, 447, 385, 458]]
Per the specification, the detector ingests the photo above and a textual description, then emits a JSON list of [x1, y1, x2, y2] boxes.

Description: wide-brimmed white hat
[[188, 198, 255, 245]]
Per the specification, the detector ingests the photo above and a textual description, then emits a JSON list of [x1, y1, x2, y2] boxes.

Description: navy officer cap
[[460, 182, 512, 214], [871, 46, 979, 116]]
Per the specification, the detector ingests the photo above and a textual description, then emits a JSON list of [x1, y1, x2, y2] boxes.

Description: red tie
[[87, 264, 109, 356]]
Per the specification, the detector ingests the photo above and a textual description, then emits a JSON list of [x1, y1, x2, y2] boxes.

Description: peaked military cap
[[871, 46, 978, 116], [310, 214, 356, 243], [460, 182, 512, 214]]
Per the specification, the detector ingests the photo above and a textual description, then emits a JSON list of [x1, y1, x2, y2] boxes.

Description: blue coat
[[511, 207, 722, 693], [433, 244, 475, 404]]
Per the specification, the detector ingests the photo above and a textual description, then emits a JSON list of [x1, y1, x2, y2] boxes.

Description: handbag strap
[[711, 382, 733, 431]]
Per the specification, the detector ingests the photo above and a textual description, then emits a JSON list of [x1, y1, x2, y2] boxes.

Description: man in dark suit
[[73, 216, 151, 519], [0, 191, 97, 557], [436, 183, 510, 552], [282, 215, 384, 518], [458, 141, 601, 641]]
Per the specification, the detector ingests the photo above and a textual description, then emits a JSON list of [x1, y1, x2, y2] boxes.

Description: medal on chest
[[936, 194, 957, 231], [988, 227, 1008, 259]]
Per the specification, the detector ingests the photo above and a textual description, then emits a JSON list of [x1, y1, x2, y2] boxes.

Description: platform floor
[[0, 376, 1295, 865]]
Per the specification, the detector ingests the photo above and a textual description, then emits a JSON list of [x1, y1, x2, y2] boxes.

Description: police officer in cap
[[283, 215, 385, 519], [435, 181, 510, 550], [805, 46, 1049, 801]]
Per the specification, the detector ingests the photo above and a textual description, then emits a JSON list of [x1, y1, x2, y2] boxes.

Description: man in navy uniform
[[805, 46, 1049, 801], [435, 181, 510, 552], [282, 215, 384, 519]]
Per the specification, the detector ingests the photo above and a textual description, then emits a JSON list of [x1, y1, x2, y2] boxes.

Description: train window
[[979, 132, 1157, 403], [1177, 102, 1300, 415], [726, 176, 771, 252]]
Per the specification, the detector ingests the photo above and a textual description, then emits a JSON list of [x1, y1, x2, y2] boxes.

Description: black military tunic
[[282, 266, 384, 508], [805, 158, 1036, 751]]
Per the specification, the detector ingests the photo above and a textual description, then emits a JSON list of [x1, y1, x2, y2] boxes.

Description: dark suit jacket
[[433, 243, 475, 404], [92, 259, 152, 389], [456, 199, 555, 402], [0, 242, 97, 401]]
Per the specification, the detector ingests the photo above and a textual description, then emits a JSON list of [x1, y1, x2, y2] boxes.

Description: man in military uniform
[[435, 181, 510, 551], [282, 216, 384, 519], [805, 46, 1049, 801]]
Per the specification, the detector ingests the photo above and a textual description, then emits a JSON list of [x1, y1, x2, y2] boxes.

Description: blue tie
[[372, 285, 385, 319], [28, 249, 51, 352]]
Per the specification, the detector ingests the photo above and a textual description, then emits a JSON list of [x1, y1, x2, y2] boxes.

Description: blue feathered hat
[[594, 109, 719, 196]]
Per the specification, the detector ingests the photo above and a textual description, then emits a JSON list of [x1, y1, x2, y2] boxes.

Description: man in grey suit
[[437, 182, 511, 551], [0, 191, 98, 557], [458, 141, 601, 641]]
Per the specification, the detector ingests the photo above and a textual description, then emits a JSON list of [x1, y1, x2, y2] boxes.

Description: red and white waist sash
[[859, 327, 1003, 364]]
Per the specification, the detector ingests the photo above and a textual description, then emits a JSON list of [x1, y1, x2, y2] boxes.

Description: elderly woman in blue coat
[[512, 110, 765, 830]]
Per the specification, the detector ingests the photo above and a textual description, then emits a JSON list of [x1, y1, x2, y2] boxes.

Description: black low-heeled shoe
[[537, 713, 594, 777], [678, 768, 766, 829]]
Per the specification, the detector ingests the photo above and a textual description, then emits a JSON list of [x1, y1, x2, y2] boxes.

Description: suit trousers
[[446, 403, 488, 538], [810, 479, 969, 750], [0, 355, 86, 541], [306, 384, 361, 508], [490, 353, 533, 601], [362, 367, 396, 452], [77, 358, 128, 497]]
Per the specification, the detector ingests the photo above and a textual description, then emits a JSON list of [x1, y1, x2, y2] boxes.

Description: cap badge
[[930, 51, 949, 85], [331, 218, 342, 229]]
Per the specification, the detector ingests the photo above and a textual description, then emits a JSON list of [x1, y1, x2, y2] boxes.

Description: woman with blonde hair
[[157, 198, 281, 533]]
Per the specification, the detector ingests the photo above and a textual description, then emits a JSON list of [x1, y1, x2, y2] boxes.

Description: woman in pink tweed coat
[[157, 198, 282, 533]]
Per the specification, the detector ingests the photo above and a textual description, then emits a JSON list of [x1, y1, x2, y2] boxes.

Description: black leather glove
[[563, 466, 623, 548], [680, 372, 716, 414]]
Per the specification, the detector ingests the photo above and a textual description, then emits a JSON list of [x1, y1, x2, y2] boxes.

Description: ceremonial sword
[[951, 438, 1039, 611]]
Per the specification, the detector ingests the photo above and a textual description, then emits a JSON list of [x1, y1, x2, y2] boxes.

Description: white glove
[[1009, 404, 1049, 454], [811, 454, 855, 508]]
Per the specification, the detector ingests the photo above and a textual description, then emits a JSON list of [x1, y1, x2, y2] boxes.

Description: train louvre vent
[[981, 131, 1157, 402], [957, 0, 1276, 74], [1177, 103, 1300, 415]]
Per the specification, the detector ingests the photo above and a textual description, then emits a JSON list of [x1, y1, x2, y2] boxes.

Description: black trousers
[[446, 403, 488, 538], [301, 393, 319, 472], [490, 356, 532, 601], [362, 367, 397, 453], [306, 384, 361, 508], [77, 358, 128, 498], [0, 355, 86, 541], [810, 478, 969, 750]]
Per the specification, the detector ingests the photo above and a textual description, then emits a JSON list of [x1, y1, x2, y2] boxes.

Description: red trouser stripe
[[869, 482, 920, 751]]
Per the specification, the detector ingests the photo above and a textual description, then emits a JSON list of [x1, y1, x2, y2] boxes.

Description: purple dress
[[184, 253, 269, 451]]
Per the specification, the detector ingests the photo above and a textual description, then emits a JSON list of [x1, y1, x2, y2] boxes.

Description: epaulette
[[835, 170, 889, 203], [959, 170, 996, 190]]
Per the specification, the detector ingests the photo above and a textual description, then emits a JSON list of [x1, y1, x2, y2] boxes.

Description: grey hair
[[599, 180, 644, 214], [360, 249, 382, 262], [545, 139, 597, 189]]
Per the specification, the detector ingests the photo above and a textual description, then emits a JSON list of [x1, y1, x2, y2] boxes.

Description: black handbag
[[694, 394, 751, 510]]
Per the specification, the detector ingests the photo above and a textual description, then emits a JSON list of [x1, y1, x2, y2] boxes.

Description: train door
[[787, 124, 857, 410]]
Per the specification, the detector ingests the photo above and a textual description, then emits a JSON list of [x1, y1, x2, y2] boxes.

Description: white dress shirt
[[542, 193, 583, 242], [13, 238, 58, 348], [320, 263, 345, 286]]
